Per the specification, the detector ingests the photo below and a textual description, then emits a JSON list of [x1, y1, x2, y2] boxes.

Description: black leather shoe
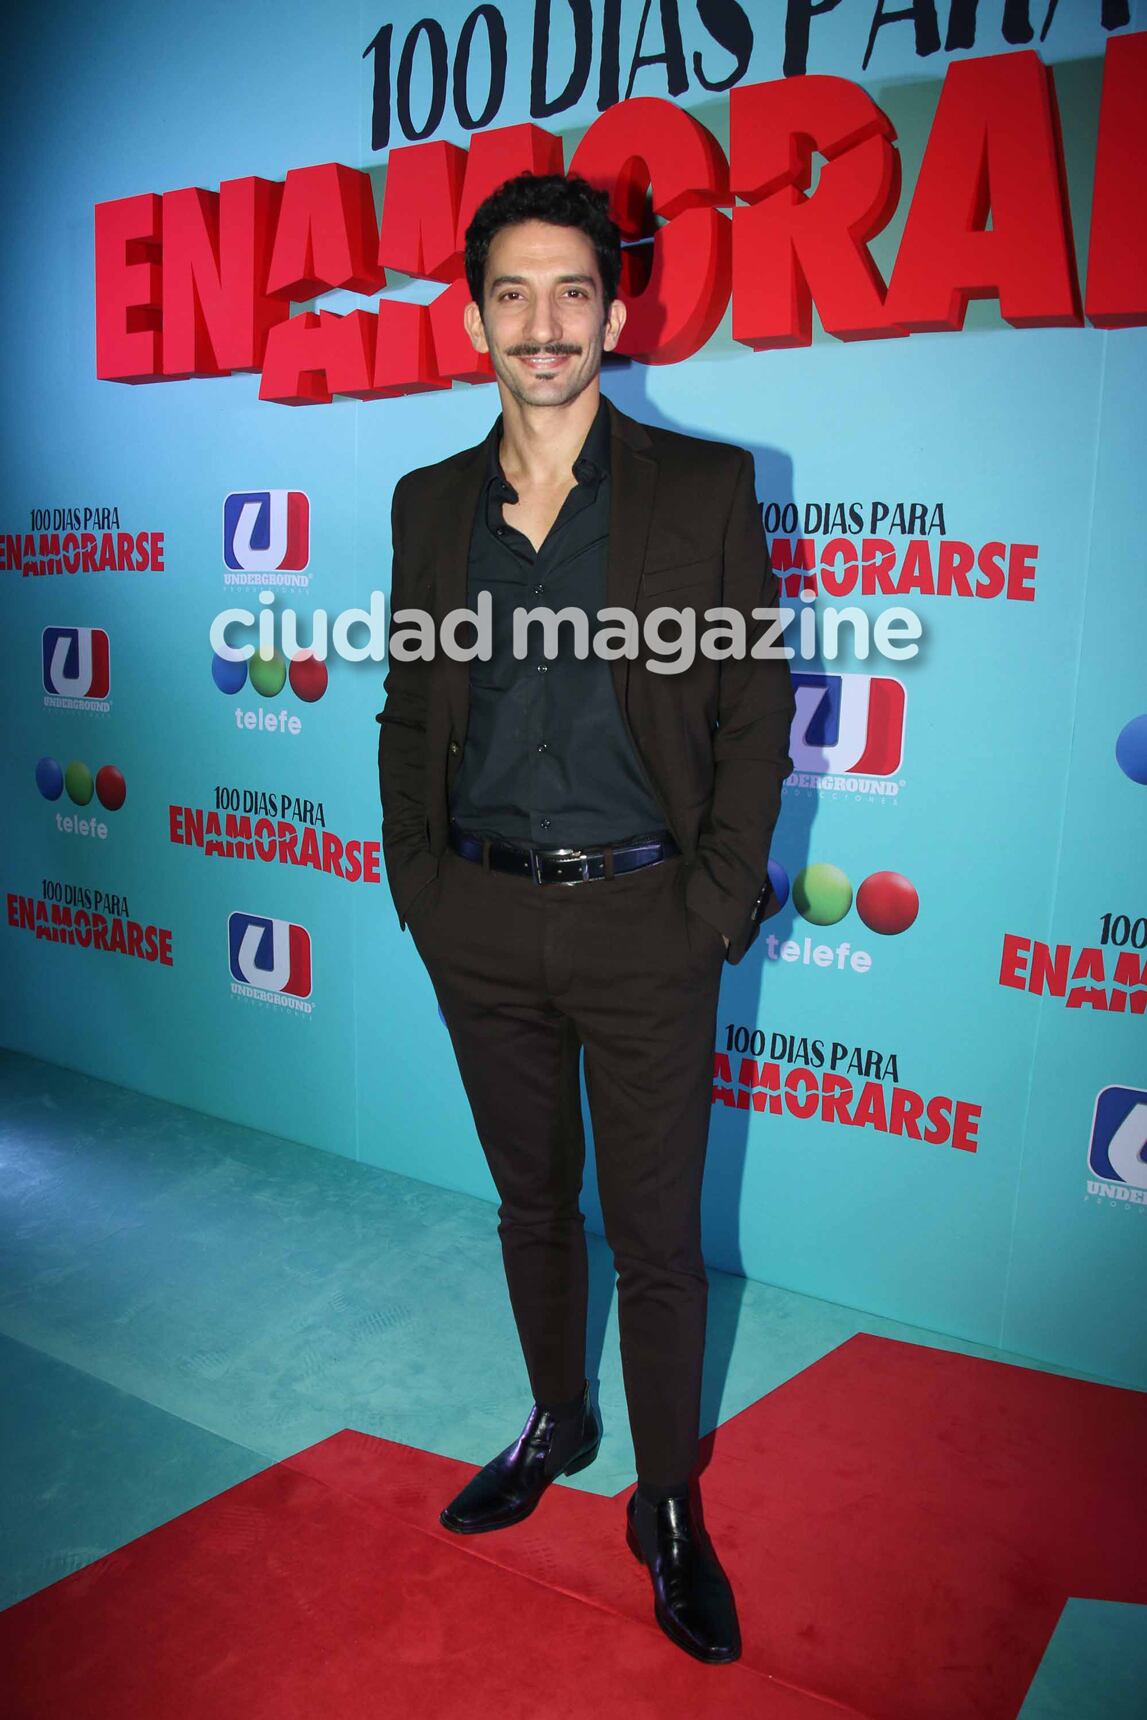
[[439, 1379, 600, 1534], [626, 1488, 741, 1664]]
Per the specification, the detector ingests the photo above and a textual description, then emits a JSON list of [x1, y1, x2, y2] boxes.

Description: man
[[375, 171, 794, 1665]]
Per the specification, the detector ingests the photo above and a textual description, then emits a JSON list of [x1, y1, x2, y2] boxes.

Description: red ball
[[856, 870, 918, 936], [96, 765, 127, 811], [289, 653, 328, 703]]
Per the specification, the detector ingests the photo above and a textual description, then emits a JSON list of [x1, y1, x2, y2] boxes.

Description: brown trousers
[[405, 842, 726, 1486]]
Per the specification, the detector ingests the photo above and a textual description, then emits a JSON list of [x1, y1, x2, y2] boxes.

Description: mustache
[[506, 344, 582, 356]]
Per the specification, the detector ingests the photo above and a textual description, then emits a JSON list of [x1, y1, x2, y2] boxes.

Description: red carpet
[[4, 1335, 1145, 1719]]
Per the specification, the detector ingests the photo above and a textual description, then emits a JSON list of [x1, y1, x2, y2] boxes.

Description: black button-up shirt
[[448, 391, 669, 848]]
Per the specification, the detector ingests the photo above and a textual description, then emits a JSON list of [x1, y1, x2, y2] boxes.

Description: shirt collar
[[485, 391, 611, 502]]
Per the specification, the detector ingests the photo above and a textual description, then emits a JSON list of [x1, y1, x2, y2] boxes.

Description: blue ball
[[1115, 714, 1147, 786], [36, 756, 63, 800], [767, 858, 790, 911], [212, 652, 248, 695]]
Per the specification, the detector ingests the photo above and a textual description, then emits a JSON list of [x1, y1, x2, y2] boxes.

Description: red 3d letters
[[93, 36, 1147, 404]]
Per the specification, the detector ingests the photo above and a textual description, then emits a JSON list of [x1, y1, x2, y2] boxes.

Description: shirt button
[[537, 742, 548, 753], [536, 663, 548, 674], [449, 742, 459, 755], [495, 527, 506, 537], [532, 584, 544, 595], [539, 818, 551, 830]]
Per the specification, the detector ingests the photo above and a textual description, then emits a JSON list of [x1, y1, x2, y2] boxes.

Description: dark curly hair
[[464, 172, 621, 315]]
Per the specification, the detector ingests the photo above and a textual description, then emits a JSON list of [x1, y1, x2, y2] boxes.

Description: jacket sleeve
[[683, 448, 795, 964], [375, 475, 439, 930]]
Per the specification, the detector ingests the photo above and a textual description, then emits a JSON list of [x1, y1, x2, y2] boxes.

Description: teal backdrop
[[2, 1, 1144, 1391]]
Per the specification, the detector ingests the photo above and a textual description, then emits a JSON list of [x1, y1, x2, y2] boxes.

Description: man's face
[[464, 218, 626, 410]]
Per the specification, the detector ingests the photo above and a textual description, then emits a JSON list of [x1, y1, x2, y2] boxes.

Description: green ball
[[65, 760, 94, 805], [793, 862, 853, 926], [249, 649, 287, 697]]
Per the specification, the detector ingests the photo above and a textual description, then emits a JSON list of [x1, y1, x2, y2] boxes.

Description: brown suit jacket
[[375, 394, 795, 964]]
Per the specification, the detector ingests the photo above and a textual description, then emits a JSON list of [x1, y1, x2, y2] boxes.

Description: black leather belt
[[449, 823, 680, 884]]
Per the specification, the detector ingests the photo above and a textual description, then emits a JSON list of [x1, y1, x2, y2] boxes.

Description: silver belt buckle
[[533, 845, 591, 884]]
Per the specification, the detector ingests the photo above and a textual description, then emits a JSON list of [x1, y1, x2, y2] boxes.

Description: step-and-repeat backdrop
[[3, 2, 1144, 1387]]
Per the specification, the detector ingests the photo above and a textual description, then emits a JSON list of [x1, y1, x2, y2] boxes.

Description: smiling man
[[375, 172, 794, 1665]]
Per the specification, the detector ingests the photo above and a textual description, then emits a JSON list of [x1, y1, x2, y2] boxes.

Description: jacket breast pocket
[[639, 556, 719, 596]]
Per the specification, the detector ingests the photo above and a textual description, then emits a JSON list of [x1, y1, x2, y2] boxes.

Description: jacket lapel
[[432, 393, 660, 747], [602, 398, 659, 723], [435, 441, 487, 748]]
